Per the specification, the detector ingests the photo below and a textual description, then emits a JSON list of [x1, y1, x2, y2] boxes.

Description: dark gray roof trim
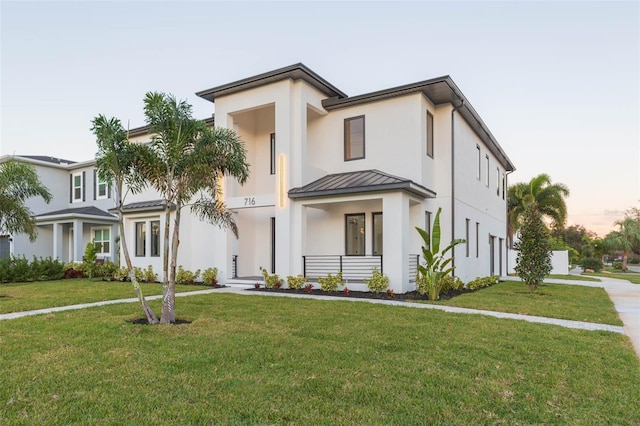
[[128, 116, 215, 138], [115, 199, 176, 213], [288, 170, 436, 200], [195, 63, 347, 103], [36, 206, 116, 219], [323, 77, 514, 172], [20, 155, 76, 165]]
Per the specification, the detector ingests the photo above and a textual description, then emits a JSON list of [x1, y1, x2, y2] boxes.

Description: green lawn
[[423, 281, 623, 325], [0, 279, 206, 314], [1, 294, 638, 425], [546, 274, 600, 282], [584, 271, 640, 284]]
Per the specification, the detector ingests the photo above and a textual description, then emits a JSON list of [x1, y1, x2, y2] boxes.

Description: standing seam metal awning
[[288, 170, 436, 200]]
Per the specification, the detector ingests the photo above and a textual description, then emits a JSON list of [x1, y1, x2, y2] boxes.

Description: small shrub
[[386, 289, 394, 298], [176, 266, 200, 285], [286, 275, 306, 290], [202, 267, 219, 285], [261, 269, 281, 289], [303, 283, 314, 293], [343, 287, 351, 296], [115, 267, 129, 281], [364, 268, 389, 294], [438, 275, 464, 293], [466, 275, 499, 291], [64, 262, 85, 279], [254, 282, 261, 289], [144, 265, 158, 283], [581, 258, 603, 273], [83, 241, 101, 279], [318, 272, 343, 292], [100, 261, 118, 280], [612, 261, 623, 271]]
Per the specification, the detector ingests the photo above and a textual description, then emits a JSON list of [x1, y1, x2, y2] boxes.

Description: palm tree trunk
[[160, 204, 172, 323], [118, 199, 158, 324]]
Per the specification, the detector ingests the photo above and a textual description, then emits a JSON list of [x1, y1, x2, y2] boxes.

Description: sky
[[1, 0, 638, 237]]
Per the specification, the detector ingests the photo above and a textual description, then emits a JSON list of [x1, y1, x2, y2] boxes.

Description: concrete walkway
[[2, 276, 638, 357]]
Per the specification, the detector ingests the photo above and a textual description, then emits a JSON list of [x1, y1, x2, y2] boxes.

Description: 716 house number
[[244, 197, 256, 206]]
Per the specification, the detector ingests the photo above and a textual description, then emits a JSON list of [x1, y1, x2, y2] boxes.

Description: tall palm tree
[[507, 173, 569, 248], [605, 213, 640, 272], [92, 115, 158, 324], [137, 92, 249, 324], [0, 159, 52, 241]]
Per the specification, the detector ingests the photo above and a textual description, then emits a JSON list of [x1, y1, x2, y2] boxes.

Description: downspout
[[450, 98, 464, 270], [505, 169, 515, 274]]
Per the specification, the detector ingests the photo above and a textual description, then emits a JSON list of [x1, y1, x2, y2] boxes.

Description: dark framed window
[[476, 146, 481, 180], [372, 212, 383, 255], [476, 222, 480, 258], [426, 111, 434, 158], [465, 219, 470, 257], [485, 155, 490, 186], [345, 213, 365, 255], [496, 168, 500, 196], [135, 222, 146, 257], [502, 172, 506, 200], [344, 116, 365, 161], [150, 221, 160, 257], [270, 133, 276, 175]]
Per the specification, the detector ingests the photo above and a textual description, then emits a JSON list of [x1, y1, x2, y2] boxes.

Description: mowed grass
[[584, 271, 640, 284], [0, 279, 205, 314], [1, 294, 639, 425], [422, 281, 623, 325]]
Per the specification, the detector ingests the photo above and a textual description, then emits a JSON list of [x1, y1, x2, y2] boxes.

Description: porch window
[[426, 111, 434, 158], [372, 212, 383, 255], [345, 213, 365, 255], [93, 228, 110, 256], [135, 222, 146, 257], [344, 116, 365, 161], [150, 221, 160, 257]]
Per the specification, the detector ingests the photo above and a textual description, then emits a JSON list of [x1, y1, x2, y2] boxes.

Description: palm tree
[[604, 213, 640, 272], [0, 159, 52, 241], [137, 92, 249, 324], [92, 115, 158, 324], [507, 173, 569, 248]]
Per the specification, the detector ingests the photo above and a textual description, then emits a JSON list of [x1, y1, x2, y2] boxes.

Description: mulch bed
[[247, 287, 471, 301]]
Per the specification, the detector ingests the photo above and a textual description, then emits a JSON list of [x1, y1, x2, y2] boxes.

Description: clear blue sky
[[1, 1, 638, 236]]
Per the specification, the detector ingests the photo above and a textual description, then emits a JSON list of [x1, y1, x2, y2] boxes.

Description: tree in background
[[92, 115, 158, 324], [604, 209, 640, 272], [0, 159, 52, 241], [551, 224, 596, 257], [136, 92, 249, 324], [508, 173, 569, 248], [514, 203, 552, 293]]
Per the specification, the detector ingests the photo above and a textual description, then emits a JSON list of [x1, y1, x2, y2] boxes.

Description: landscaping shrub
[[261, 269, 281, 289], [100, 261, 118, 280], [612, 261, 623, 271], [364, 268, 389, 293], [202, 267, 219, 285], [318, 272, 343, 292], [0, 256, 65, 282], [176, 266, 201, 285], [286, 274, 306, 290], [143, 265, 158, 283], [581, 258, 603, 272], [466, 275, 500, 291], [438, 274, 464, 293]]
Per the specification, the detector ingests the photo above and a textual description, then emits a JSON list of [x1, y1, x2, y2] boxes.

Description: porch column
[[72, 220, 83, 262], [274, 93, 292, 276], [383, 192, 410, 293], [290, 202, 307, 276], [52, 223, 63, 261]]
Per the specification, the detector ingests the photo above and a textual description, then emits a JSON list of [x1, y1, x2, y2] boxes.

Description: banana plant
[[415, 207, 466, 300]]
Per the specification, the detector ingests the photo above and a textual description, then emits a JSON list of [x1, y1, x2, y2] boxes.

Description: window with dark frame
[[135, 222, 146, 257], [150, 221, 160, 257], [485, 155, 490, 186], [73, 173, 82, 201], [502, 172, 506, 200], [345, 213, 365, 255], [496, 167, 500, 196], [344, 116, 365, 161], [270, 133, 276, 175], [476, 222, 480, 257], [476, 146, 481, 180], [466, 219, 470, 257], [426, 111, 434, 158], [372, 212, 383, 255]]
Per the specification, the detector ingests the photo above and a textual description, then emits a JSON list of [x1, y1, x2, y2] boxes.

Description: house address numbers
[[226, 194, 275, 209]]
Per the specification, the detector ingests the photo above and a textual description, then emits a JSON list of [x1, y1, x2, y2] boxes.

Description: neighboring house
[[0, 155, 118, 264], [5, 64, 516, 293]]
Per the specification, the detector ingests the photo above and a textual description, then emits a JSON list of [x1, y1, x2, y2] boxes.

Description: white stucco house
[[3, 64, 515, 293]]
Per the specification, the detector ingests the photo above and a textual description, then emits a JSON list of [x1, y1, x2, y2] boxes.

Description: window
[[425, 211, 432, 250], [97, 175, 108, 199], [426, 111, 434, 158], [345, 213, 365, 255], [465, 219, 470, 257], [150, 221, 160, 257], [372, 212, 383, 255], [485, 155, 490, 186], [476, 146, 481, 180], [476, 222, 480, 257], [496, 168, 500, 196], [93, 227, 110, 255], [135, 222, 146, 257], [270, 133, 276, 175], [502, 172, 506, 200], [344, 116, 365, 161], [72, 172, 83, 202]]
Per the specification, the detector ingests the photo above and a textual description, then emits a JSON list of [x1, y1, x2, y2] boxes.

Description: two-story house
[[4, 64, 515, 294]]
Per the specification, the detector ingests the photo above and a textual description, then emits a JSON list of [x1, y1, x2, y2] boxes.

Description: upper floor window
[[95, 171, 109, 200], [485, 155, 490, 187], [476, 146, 481, 180], [93, 227, 110, 256], [426, 111, 434, 158], [270, 133, 276, 175], [344, 116, 365, 161], [496, 167, 500, 196], [502, 172, 506, 200], [71, 172, 84, 202]]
